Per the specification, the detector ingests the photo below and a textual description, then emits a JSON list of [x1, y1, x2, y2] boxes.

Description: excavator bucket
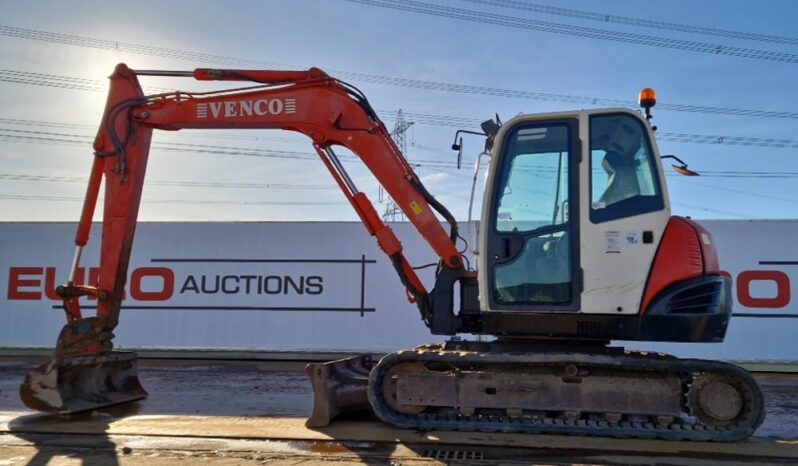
[[19, 352, 147, 414], [305, 355, 373, 427]]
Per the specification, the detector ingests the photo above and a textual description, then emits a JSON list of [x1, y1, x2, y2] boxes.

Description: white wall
[[1, 220, 796, 361]]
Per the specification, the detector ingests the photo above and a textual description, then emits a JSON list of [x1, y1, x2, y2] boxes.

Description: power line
[[1, 135, 791, 217], [0, 26, 269, 68], [461, 0, 798, 46], [658, 132, 798, 149], [669, 177, 798, 204], [6, 188, 760, 220], [3, 126, 797, 177], [431, 164, 774, 218], [671, 202, 762, 220], [0, 69, 169, 94], [0, 127, 321, 161], [0, 194, 347, 206], [692, 170, 798, 178], [0, 194, 768, 220], [346, 0, 798, 64], [1, 27, 796, 120], [0, 117, 94, 130], [6, 162, 782, 219], [5, 109, 798, 152], [0, 117, 307, 145], [382, 111, 798, 149], [3, 126, 796, 220], [5, 96, 798, 151], [0, 68, 170, 94], [0, 126, 457, 174], [0, 173, 343, 191]]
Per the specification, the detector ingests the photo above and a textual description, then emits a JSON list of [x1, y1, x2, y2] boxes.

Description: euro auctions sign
[[0, 222, 437, 353], [1, 221, 796, 361]]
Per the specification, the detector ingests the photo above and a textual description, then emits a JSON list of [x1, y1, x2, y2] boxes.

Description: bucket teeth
[[19, 351, 147, 414], [305, 355, 372, 427]]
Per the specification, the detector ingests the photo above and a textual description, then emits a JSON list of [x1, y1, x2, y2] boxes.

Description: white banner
[[1, 221, 796, 361]]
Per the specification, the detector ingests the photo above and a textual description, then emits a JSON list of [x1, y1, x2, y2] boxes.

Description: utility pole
[[381, 109, 415, 221]]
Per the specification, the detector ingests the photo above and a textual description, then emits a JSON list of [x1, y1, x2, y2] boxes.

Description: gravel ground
[[0, 358, 796, 465]]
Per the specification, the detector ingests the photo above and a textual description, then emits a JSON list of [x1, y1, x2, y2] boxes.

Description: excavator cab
[[412, 108, 730, 343], [475, 108, 730, 342]]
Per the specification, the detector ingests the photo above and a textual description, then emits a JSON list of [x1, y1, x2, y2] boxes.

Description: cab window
[[494, 125, 570, 233], [492, 123, 573, 305], [589, 113, 663, 223]]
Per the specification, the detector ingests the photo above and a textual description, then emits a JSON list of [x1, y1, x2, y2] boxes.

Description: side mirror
[[452, 129, 488, 169], [661, 155, 699, 176], [672, 165, 699, 176], [456, 137, 463, 169]]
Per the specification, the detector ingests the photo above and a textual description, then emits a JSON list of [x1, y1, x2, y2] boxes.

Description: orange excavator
[[21, 64, 765, 441]]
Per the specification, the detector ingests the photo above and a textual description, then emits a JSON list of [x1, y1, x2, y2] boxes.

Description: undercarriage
[[309, 340, 765, 442]]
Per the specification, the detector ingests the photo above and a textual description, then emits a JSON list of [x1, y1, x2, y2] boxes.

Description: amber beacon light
[[639, 88, 656, 121]]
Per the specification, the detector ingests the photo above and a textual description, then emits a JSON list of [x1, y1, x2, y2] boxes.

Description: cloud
[[421, 172, 450, 185]]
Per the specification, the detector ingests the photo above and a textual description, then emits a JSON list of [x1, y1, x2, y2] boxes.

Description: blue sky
[[0, 0, 796, 222]]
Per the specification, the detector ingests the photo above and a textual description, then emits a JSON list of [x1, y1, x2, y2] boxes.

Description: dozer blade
[[305, 355, 373, 427], [20, 351, 147, 414]]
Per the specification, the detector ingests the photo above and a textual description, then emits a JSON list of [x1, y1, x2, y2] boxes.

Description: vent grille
[[666, 281, 722, 314]]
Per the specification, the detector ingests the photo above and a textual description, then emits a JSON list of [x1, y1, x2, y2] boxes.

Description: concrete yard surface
[[0, 358, 796, 465]]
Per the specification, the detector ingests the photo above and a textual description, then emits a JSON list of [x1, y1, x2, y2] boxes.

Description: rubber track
[[367, 346, 765, 442]]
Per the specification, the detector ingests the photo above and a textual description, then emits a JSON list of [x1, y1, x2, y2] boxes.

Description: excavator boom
[[21, 63, 463, 413]]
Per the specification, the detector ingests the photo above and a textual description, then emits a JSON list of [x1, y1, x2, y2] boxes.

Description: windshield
[[491, 122, 573, 306], [494, 124, 570, 233]]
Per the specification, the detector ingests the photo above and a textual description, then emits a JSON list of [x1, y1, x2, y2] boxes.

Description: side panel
[[579, 212, 669, 314], [625, 219, 798, 362]]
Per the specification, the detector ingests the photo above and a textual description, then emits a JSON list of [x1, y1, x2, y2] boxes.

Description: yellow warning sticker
[[409, 201, 423, 216]]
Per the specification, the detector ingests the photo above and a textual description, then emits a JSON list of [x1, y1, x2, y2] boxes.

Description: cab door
[[481, 117, 581, 312], [578, 110, 671, 315]]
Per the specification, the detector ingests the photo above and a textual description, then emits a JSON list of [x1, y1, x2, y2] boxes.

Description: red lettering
[[737, 270, 791, 309], [44, 267, 102, 301], [7, 267, 43, 300], [44, 267, 60, 301], [130, 267, 174, 301]]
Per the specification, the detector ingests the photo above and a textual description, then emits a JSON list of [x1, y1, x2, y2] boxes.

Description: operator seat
[[597, 118, 644, 206], [599, 151, 642, 205]]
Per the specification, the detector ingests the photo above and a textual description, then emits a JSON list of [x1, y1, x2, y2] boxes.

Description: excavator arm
[[78, 63, 463, 336], [20, 63, 468, 413]]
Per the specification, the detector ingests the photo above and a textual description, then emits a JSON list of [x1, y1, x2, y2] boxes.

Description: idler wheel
[[688, 374, 744, 426], [382, 362, 428, 415]]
